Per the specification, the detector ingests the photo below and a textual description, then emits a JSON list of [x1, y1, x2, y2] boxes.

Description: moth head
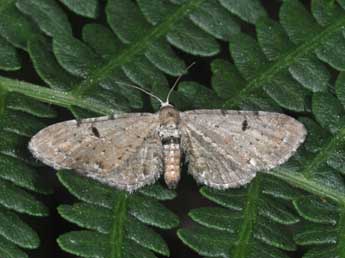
[[159, 105, 180, 125]]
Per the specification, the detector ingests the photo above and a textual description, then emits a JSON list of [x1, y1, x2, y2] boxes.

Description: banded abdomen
[[158, 105, 181, 188], [162, 138, 181, 188]]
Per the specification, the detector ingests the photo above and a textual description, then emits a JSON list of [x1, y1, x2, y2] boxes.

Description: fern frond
[[221, 0, 345, 111], [178, 176, 300, 258], [56, 170, 178, 257], [271, 78, 345, 257], [177, 1, 345, 257], [293, 195, 345, 258], [2, 0, 345, 257], [1, 0, 242, 113], [0, 90, 53, 257], [0, 9, 54, 250]]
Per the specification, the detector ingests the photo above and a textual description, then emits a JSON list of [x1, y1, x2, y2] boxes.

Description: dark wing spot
[[96, 161, 104, 169], [242, 120, 249, 131], [214, 124, 219, 128], [221, 109, 227, 116], [143, 165, 149, 176], [91, 126, 100, 137]]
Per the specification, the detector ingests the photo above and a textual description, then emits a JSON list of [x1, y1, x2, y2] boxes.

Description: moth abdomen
[[163, 139, 181, 189], [161, 136, 180, 145], [157, 105, 182, 188]]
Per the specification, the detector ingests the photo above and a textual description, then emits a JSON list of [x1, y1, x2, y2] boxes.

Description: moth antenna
[[115, 81, 164, 105], [166, 62, 196, 104]]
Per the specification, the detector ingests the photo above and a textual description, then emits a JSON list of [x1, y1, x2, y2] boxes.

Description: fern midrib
[[269, 169, 345, 204], [110, 192, 128, 258], [223, 14, 345, 108], [71, 0, 207, 97], [231, 177, 260, 258], [0, 76, 113, 115]]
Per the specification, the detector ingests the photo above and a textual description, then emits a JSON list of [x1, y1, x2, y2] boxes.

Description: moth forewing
[[29, 113, 164, 192], [179, 110, 307, 189], [29, 105, 307, 192]]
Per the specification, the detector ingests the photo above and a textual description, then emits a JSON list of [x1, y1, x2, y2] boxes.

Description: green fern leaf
[[0, 35, 20, 71], [222, 0, 345, 111], [59, 0, 99, 19], [56, 170, 178, 257], [0, 91, 52, 256], [0, 2, 39, 49], [16, 0, 72, 38], [217, 0, 266, 24], [293, 195, 345, 258], [0, 6, 54, 249], [178, 176, 299, 258]]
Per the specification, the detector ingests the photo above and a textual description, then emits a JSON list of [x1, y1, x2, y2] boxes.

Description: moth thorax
[[163, 139, 181, 189], [159, 105, 180, 126], [158, 106, 180, 140]]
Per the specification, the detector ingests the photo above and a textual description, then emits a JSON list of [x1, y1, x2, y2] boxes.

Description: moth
[[29, 81, 307, 192]]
